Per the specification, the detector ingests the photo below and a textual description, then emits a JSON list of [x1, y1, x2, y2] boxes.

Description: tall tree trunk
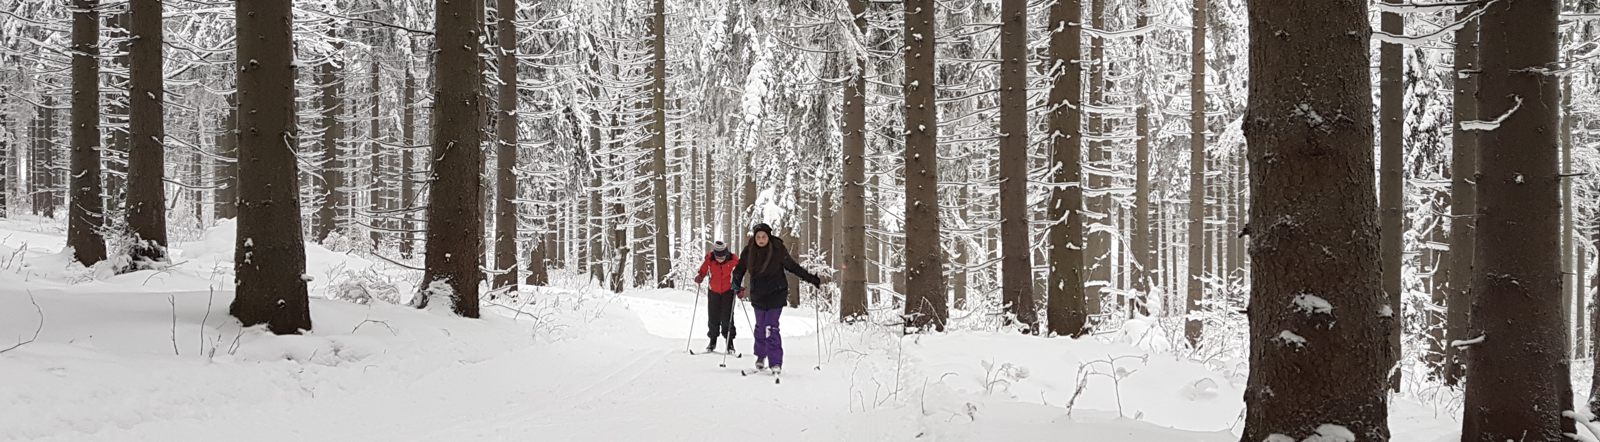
[[215, 93, 238, 220], [1085, 0, 1109, 318], [492, 0, 520, 292], [28, 107, 39, 216], [1046, 0, 1087, 337], [1237, 0, 1391, 437], [419, 0, 486, 318], [1129, 0, 1152, 318], [1461, 0, 1573, 437], [839, 0, 870, 321], [106, 12, 129, 218], [68, 0, 106, 266], [1378, 0, 1405, 391], [999, 0, 1037, 330], [902, 0, 947, 332], [400, 65, 417, 259], [230, 0, 312, 335], [190, 118, 204, 226], [43, 98, 58, 218], [1427, 192, 1450, 376], [316, 42, 344, 243], [367, 59, 383, 248], [1442, 8, 1479, 387], [0, 110, 8, 216], [1184, 0, 1208, 346], [1563, 48, 1577, 360], [1590, 228, 1600, 415], [126, 0, 169, 265], [588, 116, 605, 282], [650, 0, 670, 289]]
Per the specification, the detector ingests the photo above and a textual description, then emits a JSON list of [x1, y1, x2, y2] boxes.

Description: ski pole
[[738, 294, 754, 341], [687, 283, 702, 354], [813, 283, 823, 371]]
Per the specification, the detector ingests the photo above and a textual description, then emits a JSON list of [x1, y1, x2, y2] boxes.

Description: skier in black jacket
[[731, 223, 823, 373]]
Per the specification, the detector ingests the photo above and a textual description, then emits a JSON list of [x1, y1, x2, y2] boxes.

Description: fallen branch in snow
[[351, 318, 398, 336], [141, 260, 191, 286], [0, 291, 44, 355]]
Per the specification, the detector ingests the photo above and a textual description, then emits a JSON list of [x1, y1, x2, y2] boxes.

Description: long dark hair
[[745, 233, 787, 273]]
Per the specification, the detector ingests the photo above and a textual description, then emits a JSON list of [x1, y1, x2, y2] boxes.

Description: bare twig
[[168, 295, 181, 356], [0, 291, 45, 355], [199, 287, 214, 354], [227, 327, 246, 355]]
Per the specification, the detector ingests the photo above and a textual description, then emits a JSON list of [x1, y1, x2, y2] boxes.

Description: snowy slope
[[0, 216, 1459, 441]]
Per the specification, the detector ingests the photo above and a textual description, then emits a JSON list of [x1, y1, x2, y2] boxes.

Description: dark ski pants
[[754, 307, 783, 367], [706, 290, 737, 342]]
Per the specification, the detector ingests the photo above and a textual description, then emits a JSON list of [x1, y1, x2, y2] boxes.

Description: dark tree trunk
[[1129, 0, 1152, 318], [588, 116, 604, 281], [1426, 190, 1450, 376], [230, 0, 312, 335], [106, 12, 130, 217], [68, 0, 107, 266], [126, 0, 168, 265], [838, 0, 869, 321], [1084, 0, 1108, 318], [400, 65, 417, 259], [419, 0, 486, 318], [367, 59, 383, 248], [1184, 0, 1208, 346], [0, 110, 8, 216], [1461, 0, 1573, 438], [190, 120, 203, 225], [902, 0, 947, 332], [650, 0, 670, 289], [44, 98, 58, 218], [1590, 227, 1600, 415], [492, 0, 520, 292], [1378, 0, 1405, 391], [1237, 0, 1391, 437], [315, 40, 344, 244], [214, 93, 238, 220], [1046, 0, 1087, 337], [999, 0, 1037, 330], [1442, 8, 1479, 387]]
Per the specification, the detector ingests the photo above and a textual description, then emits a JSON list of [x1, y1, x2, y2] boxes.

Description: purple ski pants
[[754, 307, 783, 367]]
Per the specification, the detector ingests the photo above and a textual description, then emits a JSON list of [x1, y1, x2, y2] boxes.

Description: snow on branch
[[1372, 0, 1497, 45], [1373, 0, 1485, 13], [1450, 334, 1486, 348], [1461, 95, 1522, 131]]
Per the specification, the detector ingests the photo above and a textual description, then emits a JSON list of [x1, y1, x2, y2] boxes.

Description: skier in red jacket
[[694, 241, 740, 354]]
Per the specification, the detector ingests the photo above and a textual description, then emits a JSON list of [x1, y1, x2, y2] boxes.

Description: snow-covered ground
[[0, 215, 1466, 441]]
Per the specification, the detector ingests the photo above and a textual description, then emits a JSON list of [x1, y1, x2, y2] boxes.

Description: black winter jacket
[[730, 236, 820, 310]]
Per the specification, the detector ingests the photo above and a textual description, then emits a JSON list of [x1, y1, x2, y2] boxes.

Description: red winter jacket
[[696, 252, 740, 294]]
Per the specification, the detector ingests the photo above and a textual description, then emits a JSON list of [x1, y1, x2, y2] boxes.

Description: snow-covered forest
[[0, 0, 1594, 440]]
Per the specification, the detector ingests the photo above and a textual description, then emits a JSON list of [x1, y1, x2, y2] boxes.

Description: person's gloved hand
[[736, 288, 748, 299], [694, 275, 704, 284]]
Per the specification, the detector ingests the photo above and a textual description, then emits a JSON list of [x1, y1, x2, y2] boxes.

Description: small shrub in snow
[[980, 360, 1030, 395]]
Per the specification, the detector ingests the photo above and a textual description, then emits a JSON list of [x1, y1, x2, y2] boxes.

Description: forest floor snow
[[0, 215, 1466, 441]]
